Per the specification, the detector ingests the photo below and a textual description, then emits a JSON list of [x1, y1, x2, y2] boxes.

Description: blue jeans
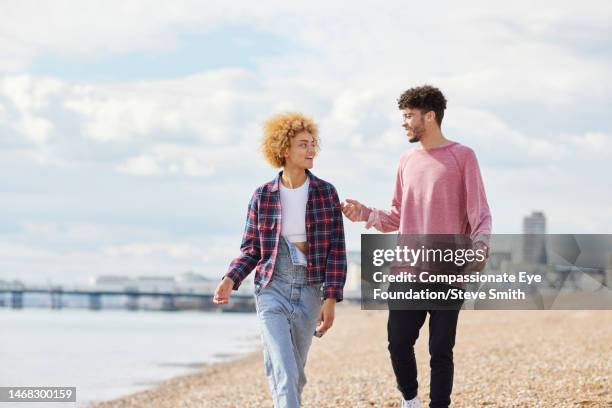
[[254, 237, 322, 408]]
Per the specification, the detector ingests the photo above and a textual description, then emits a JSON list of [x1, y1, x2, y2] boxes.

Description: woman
[[213, 112, 347, 408]]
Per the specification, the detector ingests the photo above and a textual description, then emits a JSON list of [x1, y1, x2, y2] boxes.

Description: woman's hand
[[213, 277, 235, 305], [316, 298, 336, 335]]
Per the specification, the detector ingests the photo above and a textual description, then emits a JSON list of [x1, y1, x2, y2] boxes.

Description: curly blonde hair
[[261, 112, 320, 168]]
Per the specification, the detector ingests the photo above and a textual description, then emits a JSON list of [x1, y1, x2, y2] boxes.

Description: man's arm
[[342, 162, 403, 232], [464, 149, 492, 247], [462, 149, 492, 273]]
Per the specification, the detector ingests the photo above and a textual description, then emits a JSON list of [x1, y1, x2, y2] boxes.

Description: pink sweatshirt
[[361, 141, 492, 244]]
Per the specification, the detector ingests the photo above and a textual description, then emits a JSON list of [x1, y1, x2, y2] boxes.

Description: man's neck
[[419, 129, 450, 150], [281, 167, 307, 189]]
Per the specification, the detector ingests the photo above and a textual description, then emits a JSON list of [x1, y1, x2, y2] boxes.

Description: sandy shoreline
[[92, 305, 612, 407]]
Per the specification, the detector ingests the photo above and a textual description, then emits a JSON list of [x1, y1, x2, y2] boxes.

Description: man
[[341, 85, 492, 408]]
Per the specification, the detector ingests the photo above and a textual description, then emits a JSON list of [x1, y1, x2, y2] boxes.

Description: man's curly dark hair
[[398, 85, 447, 126]]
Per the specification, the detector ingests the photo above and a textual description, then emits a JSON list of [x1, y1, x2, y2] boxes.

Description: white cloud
[[117, 155, 162, 176], [17, 222, 166, 245], [117, 142, 262, 178], [103, 242, 199, 259], [0, 75, 62, 111], [14, 114, 53, 144], [446, 107, 576, 165], [0, 75, 62, 145], [562, 132, 611, 157]]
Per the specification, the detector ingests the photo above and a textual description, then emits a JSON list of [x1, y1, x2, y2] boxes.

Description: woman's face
[[283, 131, 317, 170]]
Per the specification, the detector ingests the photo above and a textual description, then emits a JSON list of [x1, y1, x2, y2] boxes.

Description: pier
[[0, 285, 256, 312]]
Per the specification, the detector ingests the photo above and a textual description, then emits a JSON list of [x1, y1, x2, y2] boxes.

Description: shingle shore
[[93, 306, 612, 407]]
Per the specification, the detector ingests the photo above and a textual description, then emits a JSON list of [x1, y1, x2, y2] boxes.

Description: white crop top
[[279, 177, 309, 243]]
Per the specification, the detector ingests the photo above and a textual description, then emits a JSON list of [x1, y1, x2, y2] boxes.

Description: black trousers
[[387, 308, 460, 408]]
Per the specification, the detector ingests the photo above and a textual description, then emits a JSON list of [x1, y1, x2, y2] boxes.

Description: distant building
[[522, 211, 547, 264], [0, 279, 25, 290], [487, 251, 512, 272], [90, 275, 177, 292], [135, 276, 176, 292], [90, 272, 225, 294], [523, 211, 546, 234], [176, 272, 217, 293], [90, 275, 132, 291]]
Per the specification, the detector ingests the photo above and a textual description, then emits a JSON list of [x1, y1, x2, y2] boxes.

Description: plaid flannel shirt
[[225, 169, 347, 301]]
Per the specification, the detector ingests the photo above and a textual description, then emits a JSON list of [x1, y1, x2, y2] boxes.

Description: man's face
[[284, 131, 316, 169], [401, 108, 426, 143]]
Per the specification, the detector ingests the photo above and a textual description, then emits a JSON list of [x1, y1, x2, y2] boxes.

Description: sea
[[0, 308, 260, 407]]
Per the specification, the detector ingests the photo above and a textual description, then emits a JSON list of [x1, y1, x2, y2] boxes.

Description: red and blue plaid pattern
[[225, 169, 347, 301]]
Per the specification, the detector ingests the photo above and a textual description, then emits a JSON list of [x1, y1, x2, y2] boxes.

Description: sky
[[1, 1, 611, 285]]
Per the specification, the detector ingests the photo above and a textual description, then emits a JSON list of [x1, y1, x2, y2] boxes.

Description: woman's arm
[[323, 186, 347, 302], [224, 190, 262, 290]]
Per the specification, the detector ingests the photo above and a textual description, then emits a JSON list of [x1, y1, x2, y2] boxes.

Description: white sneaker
[[401, 396, 423, 408]]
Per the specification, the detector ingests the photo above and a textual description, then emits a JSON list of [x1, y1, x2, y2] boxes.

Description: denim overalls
[[254, 236, 322, 408]]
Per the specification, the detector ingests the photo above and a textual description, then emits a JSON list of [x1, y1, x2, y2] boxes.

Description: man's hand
[[316, 298, 336, 335], [341, 198, 365, 222], [463, 242, 489, 273], [213, 277, 235, 305]]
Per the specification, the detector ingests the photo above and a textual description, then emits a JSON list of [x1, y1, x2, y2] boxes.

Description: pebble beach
[[93, 305, 612, 408]]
